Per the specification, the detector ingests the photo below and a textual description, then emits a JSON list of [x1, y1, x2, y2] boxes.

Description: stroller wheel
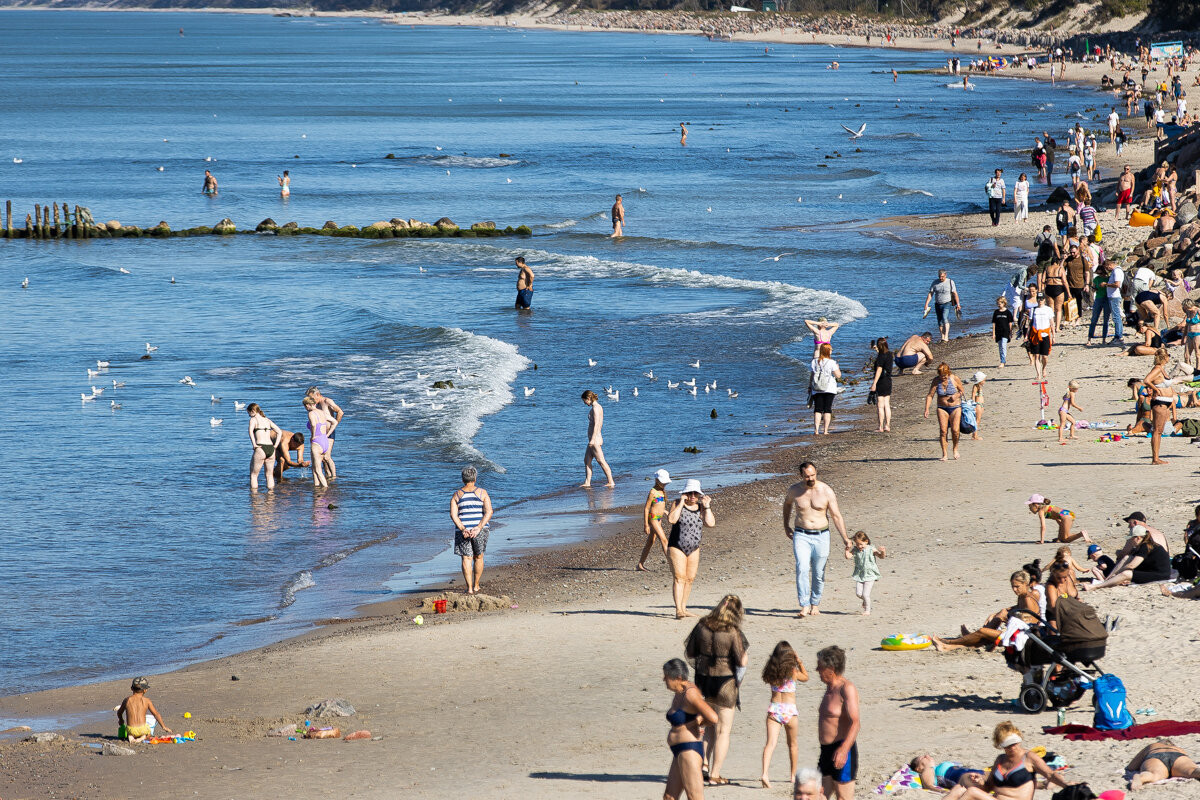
[[1018, 684, 1049, 713]]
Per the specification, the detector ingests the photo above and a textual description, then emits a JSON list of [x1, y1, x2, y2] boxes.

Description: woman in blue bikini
[[923, 363, 965, 461], [663, 658, 719, 800]]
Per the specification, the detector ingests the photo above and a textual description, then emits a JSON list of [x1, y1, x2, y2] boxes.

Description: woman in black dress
[[869, 338, 894, 432]]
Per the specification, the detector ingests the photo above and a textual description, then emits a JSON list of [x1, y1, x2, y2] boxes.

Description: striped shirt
[[455, 489, 485, 530]]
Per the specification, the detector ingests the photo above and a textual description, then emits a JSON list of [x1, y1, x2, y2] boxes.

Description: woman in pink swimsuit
[[303, 396, 337, 488], [759, 641, 809, 789]]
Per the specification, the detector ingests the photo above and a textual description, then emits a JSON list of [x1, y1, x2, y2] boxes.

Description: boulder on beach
[[213, 218, 236, 235], [1177, 201, 1198, 225], [390, 218, 409, 229], [408, 219, 430, 229], [26, 732, 63, 743], [102, 742, 136, 756], [281, 221, 299, 230], [304, 698, 356, 718], [470, 221, 496, 231], [434, 217, 458, 231]]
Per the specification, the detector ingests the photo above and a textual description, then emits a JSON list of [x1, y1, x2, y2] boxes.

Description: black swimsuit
[[669, 506, 703, 555]]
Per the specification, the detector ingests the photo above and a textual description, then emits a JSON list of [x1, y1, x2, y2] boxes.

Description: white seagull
[[644, 371, 656, 380], [81, 392, 96, 403], [400, 399, 412, 408], [21, 277, 28, 289], [233, 401, 246, 411], [430, 403, 445, 411], [110, 400, 121, 411], [682, 378, 696, 388], [729, 391, 739, 398], [210, 395, 221, 404], [416, 371, 429, 380], [425, 389, 439, 397], [689, 360, 700, 369], [607, 390, 620, 402], [667, 381, 680, 389], [704, 384, 711, 393], [90, 385, 104, 396], [87, 368, 101, 379], [688, 386, 698, 396], [632, 387, 639, 397], [760, 252, 795, 262], [210, 417, 222, 426], [180, 376, 196, 386], [841, 123, 867, 139], [112, 380, 125, 388], [587, 358, 597, 367], [118, 268, 131, 274], [145, 343, 158, 353], [96, 360, 110, 368], [523, 387, 535, 397], [12, 158, 22, 164]]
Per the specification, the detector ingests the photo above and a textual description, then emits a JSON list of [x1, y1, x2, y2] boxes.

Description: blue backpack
[[1092, 673, 1134, 730]]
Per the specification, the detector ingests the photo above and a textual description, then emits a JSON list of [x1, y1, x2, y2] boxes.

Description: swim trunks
[[453, 527, 489, 557], [1118, 189, 1133, 204], [124, 724, 151, 738], [818, 740, 858, 783], [515, 288, 533, 309], [896, 353, 920, 369]]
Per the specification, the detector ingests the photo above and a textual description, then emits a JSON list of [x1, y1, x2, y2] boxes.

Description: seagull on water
[[97, 360, 110, 369], [729, 391, 739, 398], [644, 370, 656, 380], [110, 400, 121, 411], [704, 384, 711, 393], [523, 387, 535, 397], [156, 166, 164, 172], [667, 381, 680, 389], [841, 123, 867, 139], [435, 146, 443, 151], [682, 378, 696, 388], [418, 267, 427, 273], [688, 386, 698, 396], [87, 368, 101, 379], [21, 277, 28, 289], [606, 390, 620, 402], [416, 372, 429, 380], [81, 391, 96, 402], [180, 376, 196, 386], [689, 360, 700, 369], [587, 358, 597, 367], [210, 417, 222, 426], [91, 385, 104, 396], [12, 158, 22, 164], [112, 380, 125, 388], [118, 268, 131, 274], [425, 389, 439, 397], [233, 401, 246, 411], [400, 399, 412, 408], [761, 253, 795, 262], [632, 387, 639, 397], [430, 403, 445, 411], [210, 395, 221, 404], [145, 343, 158, 353]]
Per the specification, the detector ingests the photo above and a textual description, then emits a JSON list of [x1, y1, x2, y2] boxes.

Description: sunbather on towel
[[909, 754, 985, 789], [1127, 739, 1200, 789]]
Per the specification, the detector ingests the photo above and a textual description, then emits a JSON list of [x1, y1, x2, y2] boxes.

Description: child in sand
[[116, 677, 172, 743], [1058, 381, 1083, 444], [845, 531, 886, 615], [1026, 494, 1091, 544], [759, 641, 809, 789]]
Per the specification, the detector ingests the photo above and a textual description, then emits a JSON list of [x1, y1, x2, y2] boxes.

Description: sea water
[[0, 11, 1100, 694]]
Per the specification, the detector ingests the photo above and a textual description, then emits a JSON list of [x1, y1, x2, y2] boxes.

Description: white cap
[[998, 733, 1022, 748], [654, 469, 672, 485], [680, 478, 703, 495]]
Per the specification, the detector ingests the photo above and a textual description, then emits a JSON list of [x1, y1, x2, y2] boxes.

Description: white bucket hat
[[680, 478, 703, 495]]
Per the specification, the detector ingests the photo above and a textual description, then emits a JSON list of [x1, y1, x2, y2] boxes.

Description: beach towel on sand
[[874, 765, 923, 795], [1043, 720, 1200, 741]]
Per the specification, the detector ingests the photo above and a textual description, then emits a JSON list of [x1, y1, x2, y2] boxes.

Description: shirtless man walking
[[581, 390, 615, 487], [1116, 165, 1136, 220], [782, 462, 851, 617], [816, 646, 860, 800], [611, 194, 625, 238], [895, 332, 934, 375], [515, 256, 534, 309]]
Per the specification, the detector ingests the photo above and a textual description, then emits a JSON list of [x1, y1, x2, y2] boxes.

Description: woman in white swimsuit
[[278, 170, 290, 197]]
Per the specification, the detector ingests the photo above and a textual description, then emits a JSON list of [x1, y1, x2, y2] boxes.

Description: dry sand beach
[[3, 18, 1200, 800]]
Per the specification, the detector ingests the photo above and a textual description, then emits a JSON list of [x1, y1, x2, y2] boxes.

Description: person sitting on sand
[[1126, 739, 1200, 789], [805, 318, 841, 358], [909, 754, 985, 790], [895, 332, 934, 375], [1044, 562, 1078, 628], [1083, 529, 1171, 591], [941, 721, 1073, 800], [1086, 544, 1117, 581], [931, 570, 1040, 652], [1054, 545, 1091, 585], [1026, 494, 1091, 544], [116, 677, 172, 743], [1119, 318, 1165, 358]]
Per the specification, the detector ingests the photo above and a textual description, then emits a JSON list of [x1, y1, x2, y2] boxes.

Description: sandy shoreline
[[5, 15, 1200, 800]]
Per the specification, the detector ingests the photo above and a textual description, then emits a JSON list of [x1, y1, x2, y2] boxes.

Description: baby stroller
[[1003, 596, 1108, 713]]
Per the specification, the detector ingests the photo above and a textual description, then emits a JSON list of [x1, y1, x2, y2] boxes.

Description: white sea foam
[[280, 570, 315, 608], [414, 155, 520, 169], [540, 210, 608, 229]]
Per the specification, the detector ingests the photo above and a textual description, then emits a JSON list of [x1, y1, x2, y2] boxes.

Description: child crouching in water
[[845, 530, 886, 615], [117, 677, 172, 743], [1058, 380, 1082, 444], [759, 641, 809, 789]]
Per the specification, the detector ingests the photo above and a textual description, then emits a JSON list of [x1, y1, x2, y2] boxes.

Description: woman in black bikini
[[923, 363, 965, 461], [1127, 739, 1200, 789], [1040, 257, 1070, 331], [943, 721, 1072, 800], [1144, 348, 1175, 465], [246, 403, 282, 492], [663, 658, 719, 800]]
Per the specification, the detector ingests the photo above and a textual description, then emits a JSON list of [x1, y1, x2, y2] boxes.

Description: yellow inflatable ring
[[881, 633, 932, 651]]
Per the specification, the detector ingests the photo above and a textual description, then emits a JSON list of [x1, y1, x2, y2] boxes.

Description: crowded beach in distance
[[3, 9, 1200, 800]]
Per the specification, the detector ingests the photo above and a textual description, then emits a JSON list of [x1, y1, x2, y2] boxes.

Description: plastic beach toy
[[880, 633, 932, 651]]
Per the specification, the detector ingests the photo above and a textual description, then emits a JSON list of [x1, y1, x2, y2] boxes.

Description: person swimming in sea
[[278, 170, 290, 197]]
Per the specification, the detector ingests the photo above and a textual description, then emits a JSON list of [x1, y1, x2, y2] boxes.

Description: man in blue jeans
[[1106, 261, 1126, 343], [782, 462, 852, 617]]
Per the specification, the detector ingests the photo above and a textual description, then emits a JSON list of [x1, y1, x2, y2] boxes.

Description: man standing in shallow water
[[611, 194, 624, 238], [514, 256, 534, 310], [202, 170, 218, 196], [782, 462, 851, 617]]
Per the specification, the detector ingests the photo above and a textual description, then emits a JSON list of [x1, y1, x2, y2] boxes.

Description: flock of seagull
[[80, 342, 245, 426], [521, 359, 738, 403]]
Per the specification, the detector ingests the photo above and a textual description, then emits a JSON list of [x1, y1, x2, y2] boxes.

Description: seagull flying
[[760, 252, 796, 262], [841, 123, 867, 139], [145, 343, 158, 353]]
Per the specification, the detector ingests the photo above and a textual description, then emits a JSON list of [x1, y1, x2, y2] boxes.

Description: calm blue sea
[[0, 11, 1099, 695]]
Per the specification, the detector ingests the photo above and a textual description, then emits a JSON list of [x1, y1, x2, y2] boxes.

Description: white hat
[[998, 733, 1022, 748], [680, 478, 703, 495], [972, 371, 987, 384], [654, 469, 672, 485]]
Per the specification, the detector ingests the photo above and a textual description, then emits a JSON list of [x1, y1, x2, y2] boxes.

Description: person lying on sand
[[941, 722, 1074, 800], [909, 754, 985, 790], [931, 571, 1039, 652], [1126, 739, 1200, 789]]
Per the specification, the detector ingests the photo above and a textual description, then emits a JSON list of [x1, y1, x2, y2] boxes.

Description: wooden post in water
[[52, 203, 60, 238], [62, 203, 72, 239], [25, 213, 33, 239], [42, 204, 50, 238], [35, 204, 43, 238], [4, 200, 11, 238]]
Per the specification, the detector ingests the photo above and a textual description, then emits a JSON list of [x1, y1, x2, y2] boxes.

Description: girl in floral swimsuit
[[1026, 493, 1091, 544], [637, 471, 671, 571], [759, 641, 809, 789]]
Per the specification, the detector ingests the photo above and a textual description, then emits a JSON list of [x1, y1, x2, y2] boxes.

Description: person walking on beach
[[992, 297, 1014, 368], [895, 332, 934, 375], [637, 469, 672, 571], [984, 169, 1006, 227], [924, 270, 961, 343], [1042, 132, 1056, 185], [306, 386, 344, 475], [246, 402, 282, 492], [662, 658, 719, 800], [924, 363, 965, 461], [782, 463, 851, 618], [1028, 294, 1055, 381], [1117, 165, 1136, 220], [844, 531, 885, 615], [581, 390, 615, 488], [1013, 173, 1029, 222], [450, 465, 493, 595], [277, 170, 290, 197], [202, 169, 218, 196], [611, 194, 625, 238], [808, 344, 841, 436], [514, 256, 534, 309], [759, 641, 809, 789], [816, 646, 860, 800], [869, 337, 893, 431], [668, 479, 714, 619], [685, 595, 747, 787]]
